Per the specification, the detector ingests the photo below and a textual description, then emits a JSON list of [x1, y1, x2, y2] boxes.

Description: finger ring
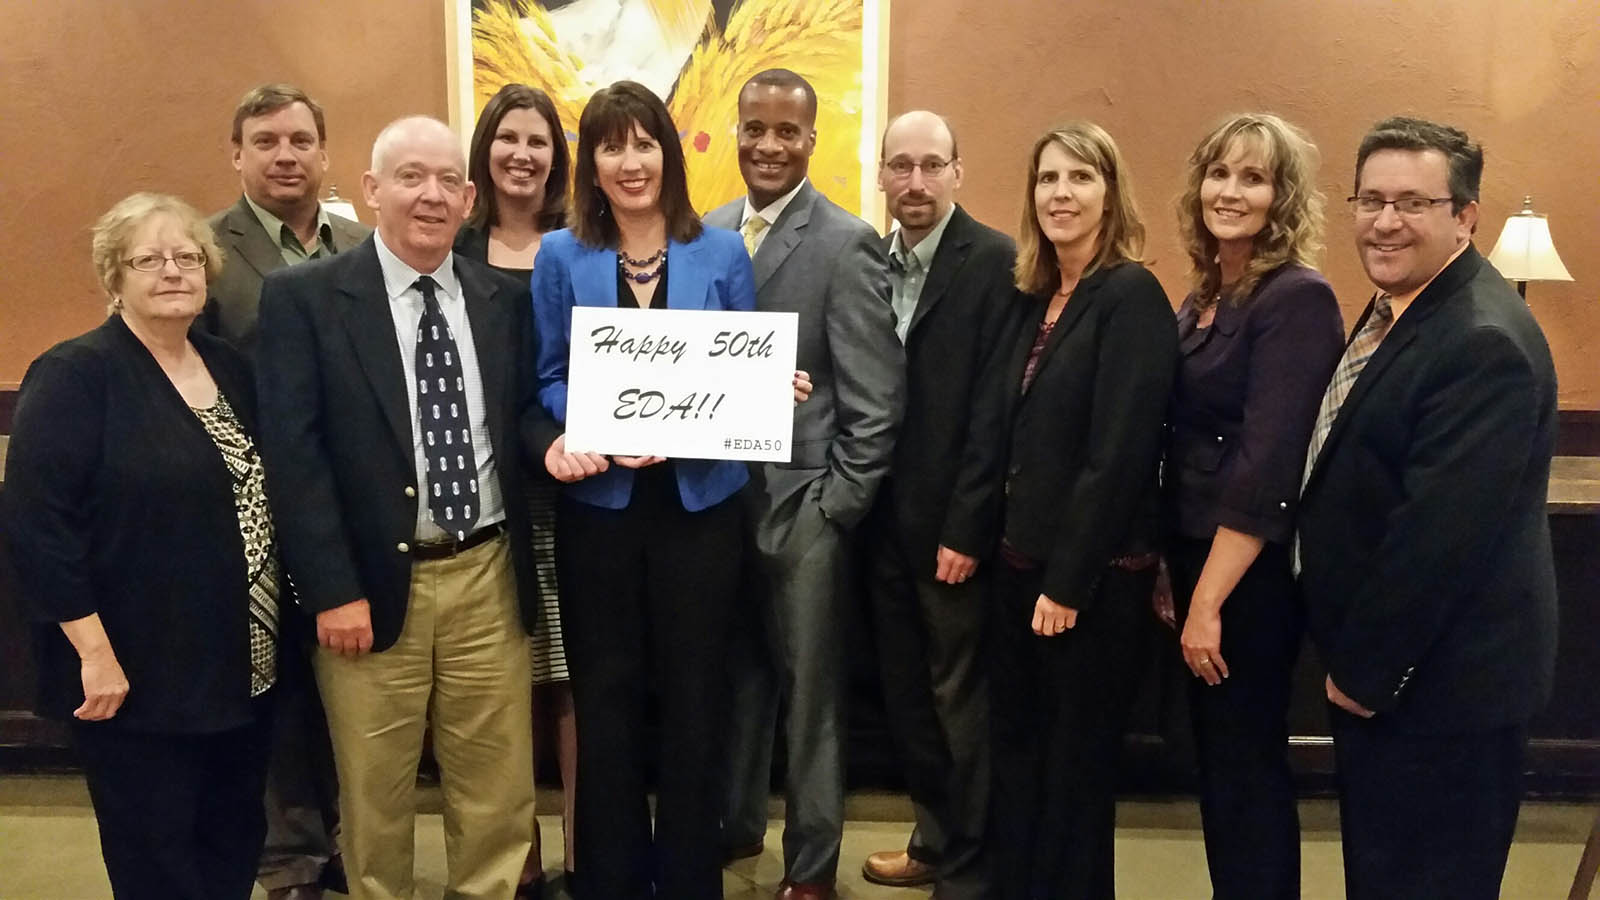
[[1200, 658, 1213, 666]]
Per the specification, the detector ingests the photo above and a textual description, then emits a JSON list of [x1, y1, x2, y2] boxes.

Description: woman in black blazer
[[1159, 114, 1344, 900], [4, 193, 279, 900], [988, 122, 1177, 900]]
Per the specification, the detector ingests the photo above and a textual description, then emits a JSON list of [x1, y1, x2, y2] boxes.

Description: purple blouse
[[1165, 264, 1345, 544]]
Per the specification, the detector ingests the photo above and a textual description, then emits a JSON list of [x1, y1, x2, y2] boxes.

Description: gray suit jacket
[[203, 195, 370, 358], [705, 182, 904, 561]]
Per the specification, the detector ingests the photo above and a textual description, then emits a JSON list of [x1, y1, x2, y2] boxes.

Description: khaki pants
[[315, 536, 534, 900]]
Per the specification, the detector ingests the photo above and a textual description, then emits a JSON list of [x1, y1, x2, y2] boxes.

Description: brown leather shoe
[[862, 849, 937, 886], [774, 881, 836, 900]]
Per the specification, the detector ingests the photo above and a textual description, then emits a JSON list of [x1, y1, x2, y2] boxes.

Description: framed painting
[[445, 0, 889, 228]]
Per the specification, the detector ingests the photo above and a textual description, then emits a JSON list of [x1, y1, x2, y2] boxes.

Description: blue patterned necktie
[[414, 275, 479, 540]]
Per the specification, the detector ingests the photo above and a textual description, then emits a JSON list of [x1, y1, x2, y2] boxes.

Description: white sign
[[564, 306, 798, 462]]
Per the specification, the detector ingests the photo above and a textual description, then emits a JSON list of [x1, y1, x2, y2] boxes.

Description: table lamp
[[1486, 195, 1573, 299], [322, 182, 360, 223]]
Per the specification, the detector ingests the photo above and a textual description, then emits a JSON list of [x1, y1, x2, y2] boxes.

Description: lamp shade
[[1487, 195, 1573, 282]]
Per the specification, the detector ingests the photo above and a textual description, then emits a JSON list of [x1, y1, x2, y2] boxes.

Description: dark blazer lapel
[[329, 214, 370, 254], [752, 182, 814, 290], [1019, 269, 1103, 392], [905, 207, 973, 340], [335, 243, 413, 459], [1305, 250, 1481, 488], [1002, 297, 1048, 417], [458, 260, 511, 445], [666, 238, 710, 309], [223, 197, 287, 285]]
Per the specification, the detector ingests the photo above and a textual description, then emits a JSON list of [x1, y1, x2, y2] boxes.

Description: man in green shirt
[[204, 83, 368, 360], [203, 83, 368, 900]]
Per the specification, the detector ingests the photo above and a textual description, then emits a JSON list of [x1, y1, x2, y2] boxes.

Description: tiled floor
[[0, 775, 1592, 899]]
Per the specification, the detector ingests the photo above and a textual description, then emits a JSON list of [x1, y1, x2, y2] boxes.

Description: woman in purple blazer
[[1161, 113, 1344, 900]]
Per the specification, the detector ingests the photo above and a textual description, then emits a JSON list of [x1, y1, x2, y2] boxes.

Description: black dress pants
[[558, 472, 743, 900], [865, 514, 989, 899], [72, 696, 274, 900], [1331, 709, 1526, 900], [989, 559, 1153, 900], [257, 637, 340, 891], [1168, 536, 1301, 900]]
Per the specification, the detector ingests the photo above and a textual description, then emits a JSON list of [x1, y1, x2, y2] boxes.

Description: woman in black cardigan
[[1159, 113, 1345, 900], [988, 122, 1178, 900], [4, 192, 280, 899]]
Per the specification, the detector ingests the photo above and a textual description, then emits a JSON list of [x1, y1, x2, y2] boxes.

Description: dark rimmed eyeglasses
[[1346, 195, 1454, 217], [883, 157, 954, 179]]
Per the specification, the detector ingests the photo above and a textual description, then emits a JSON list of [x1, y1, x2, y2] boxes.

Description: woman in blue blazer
[[531, 80, 754, 900]]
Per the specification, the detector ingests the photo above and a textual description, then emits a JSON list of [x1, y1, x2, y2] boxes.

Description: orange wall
[[4, 1, 1597, 405]]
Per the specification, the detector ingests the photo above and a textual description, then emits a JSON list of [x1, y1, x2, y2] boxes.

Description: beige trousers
[[315, 536, 534, 900]]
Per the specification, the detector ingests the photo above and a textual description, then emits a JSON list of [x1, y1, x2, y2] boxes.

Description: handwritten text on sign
[[564, 307, 799, 462]]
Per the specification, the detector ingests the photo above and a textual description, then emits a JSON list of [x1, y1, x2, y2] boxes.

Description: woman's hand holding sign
[[545, 434, 611, 483]]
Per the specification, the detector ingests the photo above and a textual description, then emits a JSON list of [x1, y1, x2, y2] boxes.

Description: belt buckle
[[417, 532, 466, 558]]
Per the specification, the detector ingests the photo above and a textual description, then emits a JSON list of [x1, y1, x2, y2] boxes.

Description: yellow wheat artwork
[[469, 0, 874, 218]]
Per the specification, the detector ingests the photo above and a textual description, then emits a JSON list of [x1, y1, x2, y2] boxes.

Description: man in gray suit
[[204, 83, 369, 359], [203, 83, 368, 900], [708, 68, 904, 900]]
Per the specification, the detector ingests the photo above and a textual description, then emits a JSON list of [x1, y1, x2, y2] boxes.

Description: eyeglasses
[[1347, 195, 1455, 217], [883, 157, 953, 178], [124, 251, 207, 272]]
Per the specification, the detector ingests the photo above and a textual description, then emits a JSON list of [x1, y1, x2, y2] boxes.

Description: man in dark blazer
[[707, 69, 904, 900], [1297, 116, 1558, 900], [204, 84, 369, 360], [858, 111, 1013, 900], [256, 116, 559, 900], [201, 82, 368, 900]]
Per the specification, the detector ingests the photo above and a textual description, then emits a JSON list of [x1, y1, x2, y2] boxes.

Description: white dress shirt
[[738, 177, 809, 255], [373, 232, 505, 540]]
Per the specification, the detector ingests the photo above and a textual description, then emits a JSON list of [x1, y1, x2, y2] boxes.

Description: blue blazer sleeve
[[532, 230, 577, 423]]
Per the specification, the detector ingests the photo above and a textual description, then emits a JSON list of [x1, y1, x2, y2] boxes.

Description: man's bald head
[[878, 110, 964, 247], [881, 110, 959, 162], [362, 115, 475, 272], [370, 116, 465, 174]]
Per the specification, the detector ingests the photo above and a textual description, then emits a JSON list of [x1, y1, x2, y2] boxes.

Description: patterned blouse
[[192, 392, 280, 697]]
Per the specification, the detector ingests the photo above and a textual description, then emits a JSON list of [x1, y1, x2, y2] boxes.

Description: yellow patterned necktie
[[741, 215, 769, 257]]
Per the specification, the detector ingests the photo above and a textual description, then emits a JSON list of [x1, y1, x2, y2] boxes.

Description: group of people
[[2, 65, 1559, 900]]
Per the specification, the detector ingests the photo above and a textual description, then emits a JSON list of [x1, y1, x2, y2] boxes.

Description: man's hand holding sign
[[558, 307, 801, 467]]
